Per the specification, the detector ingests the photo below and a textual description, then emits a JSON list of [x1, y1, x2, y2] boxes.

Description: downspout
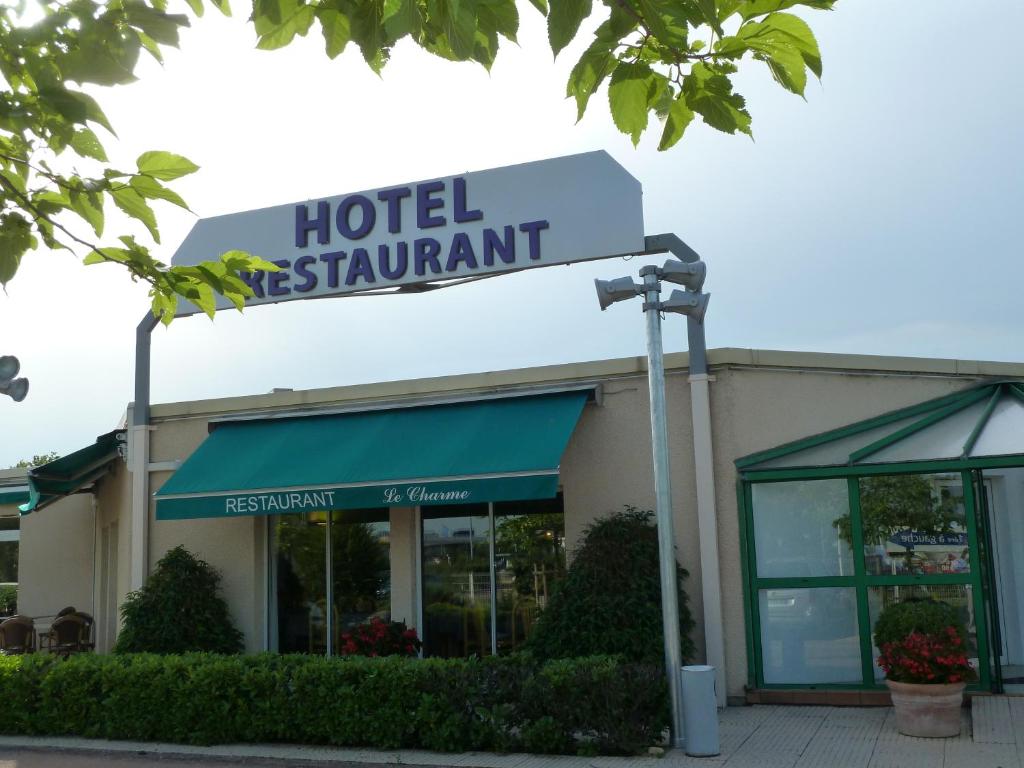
[[129, 312, 159, 591], [687, 320, 727, 707]]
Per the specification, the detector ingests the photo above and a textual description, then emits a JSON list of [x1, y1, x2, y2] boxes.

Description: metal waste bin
[[681, 665, 720, 757]]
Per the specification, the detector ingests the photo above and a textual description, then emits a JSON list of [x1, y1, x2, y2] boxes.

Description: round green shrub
[[873, 599, 967, 649], [114, 546, 243, 654], [526, 506, 695, 664]]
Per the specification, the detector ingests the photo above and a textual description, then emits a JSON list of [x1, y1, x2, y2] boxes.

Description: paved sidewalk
[[1, 702, 1023, 768]]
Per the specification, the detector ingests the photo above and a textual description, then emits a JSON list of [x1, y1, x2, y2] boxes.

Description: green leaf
[[130, 174, 191, 210], [736, 0, 834, 21], [476, 0, 517, 43], [636, 0, 690, 49], [0, 213, 33, 285], [693, 0, 724, 37], [566, 42, 617, 122], [63, 19, 143, 86], [658, 93, 694, 151], [70, 128, 109, 162], [257, 3, 316, 49], [136, 151, 200, 181], [382, 0, 423, 39], [69, 189, 105, 236], [123, 2, 190, 46], [608, 61, 664, 146], [682, 62, 752, 135], [317, 8, 352, 58], [184, 0, 204, 16], [111, 187, 161, 242], [547, 0, 591, 57]]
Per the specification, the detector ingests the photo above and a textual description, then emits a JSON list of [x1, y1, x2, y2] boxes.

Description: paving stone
[[1008, 698, 1024, 750], [945, 740, 1021, 768], [723, 710, 825, 768], [868, 710, 948, 768], [973, 697, 1016, 744]]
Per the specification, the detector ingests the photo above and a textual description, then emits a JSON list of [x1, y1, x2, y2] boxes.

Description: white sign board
[[171, 151, 645, 314]]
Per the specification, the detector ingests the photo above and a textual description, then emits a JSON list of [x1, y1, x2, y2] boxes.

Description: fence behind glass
[[493, 497, 566, 654]]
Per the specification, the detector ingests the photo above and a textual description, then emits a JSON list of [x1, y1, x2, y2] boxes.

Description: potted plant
[[874, 599, 976, 737]]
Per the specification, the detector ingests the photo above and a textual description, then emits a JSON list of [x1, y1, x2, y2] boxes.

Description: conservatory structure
[[737, 380, 1024, 696]]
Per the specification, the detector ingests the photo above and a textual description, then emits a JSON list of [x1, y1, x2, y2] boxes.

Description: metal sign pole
[[639, 265, 686, 749]]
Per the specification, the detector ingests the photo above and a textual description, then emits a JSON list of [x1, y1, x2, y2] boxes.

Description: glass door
[[421, 504, 492, 657]]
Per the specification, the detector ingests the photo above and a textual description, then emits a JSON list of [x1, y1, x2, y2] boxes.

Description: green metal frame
[[740, 468, 993, 692]]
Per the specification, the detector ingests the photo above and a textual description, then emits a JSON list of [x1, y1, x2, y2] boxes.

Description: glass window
[[0, 516, 18, 618], [752, 480, 854, 578], [422, 505, 492, 658], [759, 587, 862, 684], [331, 509, 391, 642], [274, 512, 328, 654], [493, 498, 566, 654], [273, 509, 392, 655], [859, 475, 970, 576], [867, 585, 978, 681]]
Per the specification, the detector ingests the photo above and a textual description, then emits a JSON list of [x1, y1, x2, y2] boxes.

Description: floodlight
[[594, 277, 642, 311], [659, 259, 706, 291], [0, 356, 18, 383], [661, 290, 710, 323], [0, 377, 28, 402]]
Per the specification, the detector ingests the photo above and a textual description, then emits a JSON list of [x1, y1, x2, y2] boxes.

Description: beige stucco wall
[[560, 370, 704, 661], [708, 363, 984, 698], [17, 493, 95, 631], [149, 417, 265, 652]]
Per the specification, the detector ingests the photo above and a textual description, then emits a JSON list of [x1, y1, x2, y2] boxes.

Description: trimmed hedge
[[0, 653, 667, 755]]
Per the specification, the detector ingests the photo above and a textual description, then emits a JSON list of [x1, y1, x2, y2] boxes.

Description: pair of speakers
[[0, 356, 29, 402]]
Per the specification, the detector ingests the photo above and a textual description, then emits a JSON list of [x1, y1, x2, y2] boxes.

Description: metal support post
[[640, 265, 686, 749], [129, 312, 159, 591]]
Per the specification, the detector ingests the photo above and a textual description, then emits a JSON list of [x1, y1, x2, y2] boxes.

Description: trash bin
[[681, 665, 720, 757]]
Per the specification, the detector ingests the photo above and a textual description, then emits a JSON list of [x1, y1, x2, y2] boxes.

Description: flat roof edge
[[148, 347, 1024, 421]]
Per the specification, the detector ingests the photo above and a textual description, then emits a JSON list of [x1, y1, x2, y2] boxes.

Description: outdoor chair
[[41, 613, 90, 657], [0, 615, 35, 654]]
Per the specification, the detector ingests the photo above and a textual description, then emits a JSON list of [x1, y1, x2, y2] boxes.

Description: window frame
[[741, 470, 990, 691]]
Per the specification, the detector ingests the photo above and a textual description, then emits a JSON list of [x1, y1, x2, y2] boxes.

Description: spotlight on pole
[[659, 259, 707, 292], [594, 277, 642, 311], [0, 355, 29, 402], [661, 290, 711, 323]]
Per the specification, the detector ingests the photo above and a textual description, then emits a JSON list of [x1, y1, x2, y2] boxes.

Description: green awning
[[20, 431, 123, 514], [156, 391, 588, 520], [0, 485, 29, 507]]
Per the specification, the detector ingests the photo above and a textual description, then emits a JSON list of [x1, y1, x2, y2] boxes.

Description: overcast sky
[[2, 0, 1022, 467]]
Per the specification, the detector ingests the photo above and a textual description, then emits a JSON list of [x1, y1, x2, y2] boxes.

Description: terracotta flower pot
[[886, 679, 966, 738]]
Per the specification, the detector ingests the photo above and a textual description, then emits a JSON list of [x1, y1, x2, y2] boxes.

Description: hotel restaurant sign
[[170, 151, 646, 313]]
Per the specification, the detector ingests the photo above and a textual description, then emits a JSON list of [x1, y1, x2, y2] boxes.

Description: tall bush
[[114, 546, 243, 654], [527, 506, 695, 663]]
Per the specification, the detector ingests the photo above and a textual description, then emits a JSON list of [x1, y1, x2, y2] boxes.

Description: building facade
[[4, 348, 1024, 704]]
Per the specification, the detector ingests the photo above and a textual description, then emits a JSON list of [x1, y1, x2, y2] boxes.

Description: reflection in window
[[856, 475, 969, 576], [494, 499, 566, 653], [275, 513, 327, 654], [759, 587, 862, 684], [422, 506, 492, 658], [868, 585, 977, 680], [273, 510, 391, 655], [0, 517, 18, 617], [331, 510, 391, 640], [752, 480, 853, 578]]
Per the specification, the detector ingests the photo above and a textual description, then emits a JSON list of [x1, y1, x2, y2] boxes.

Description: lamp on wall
[[0, 356, 28, 402]]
